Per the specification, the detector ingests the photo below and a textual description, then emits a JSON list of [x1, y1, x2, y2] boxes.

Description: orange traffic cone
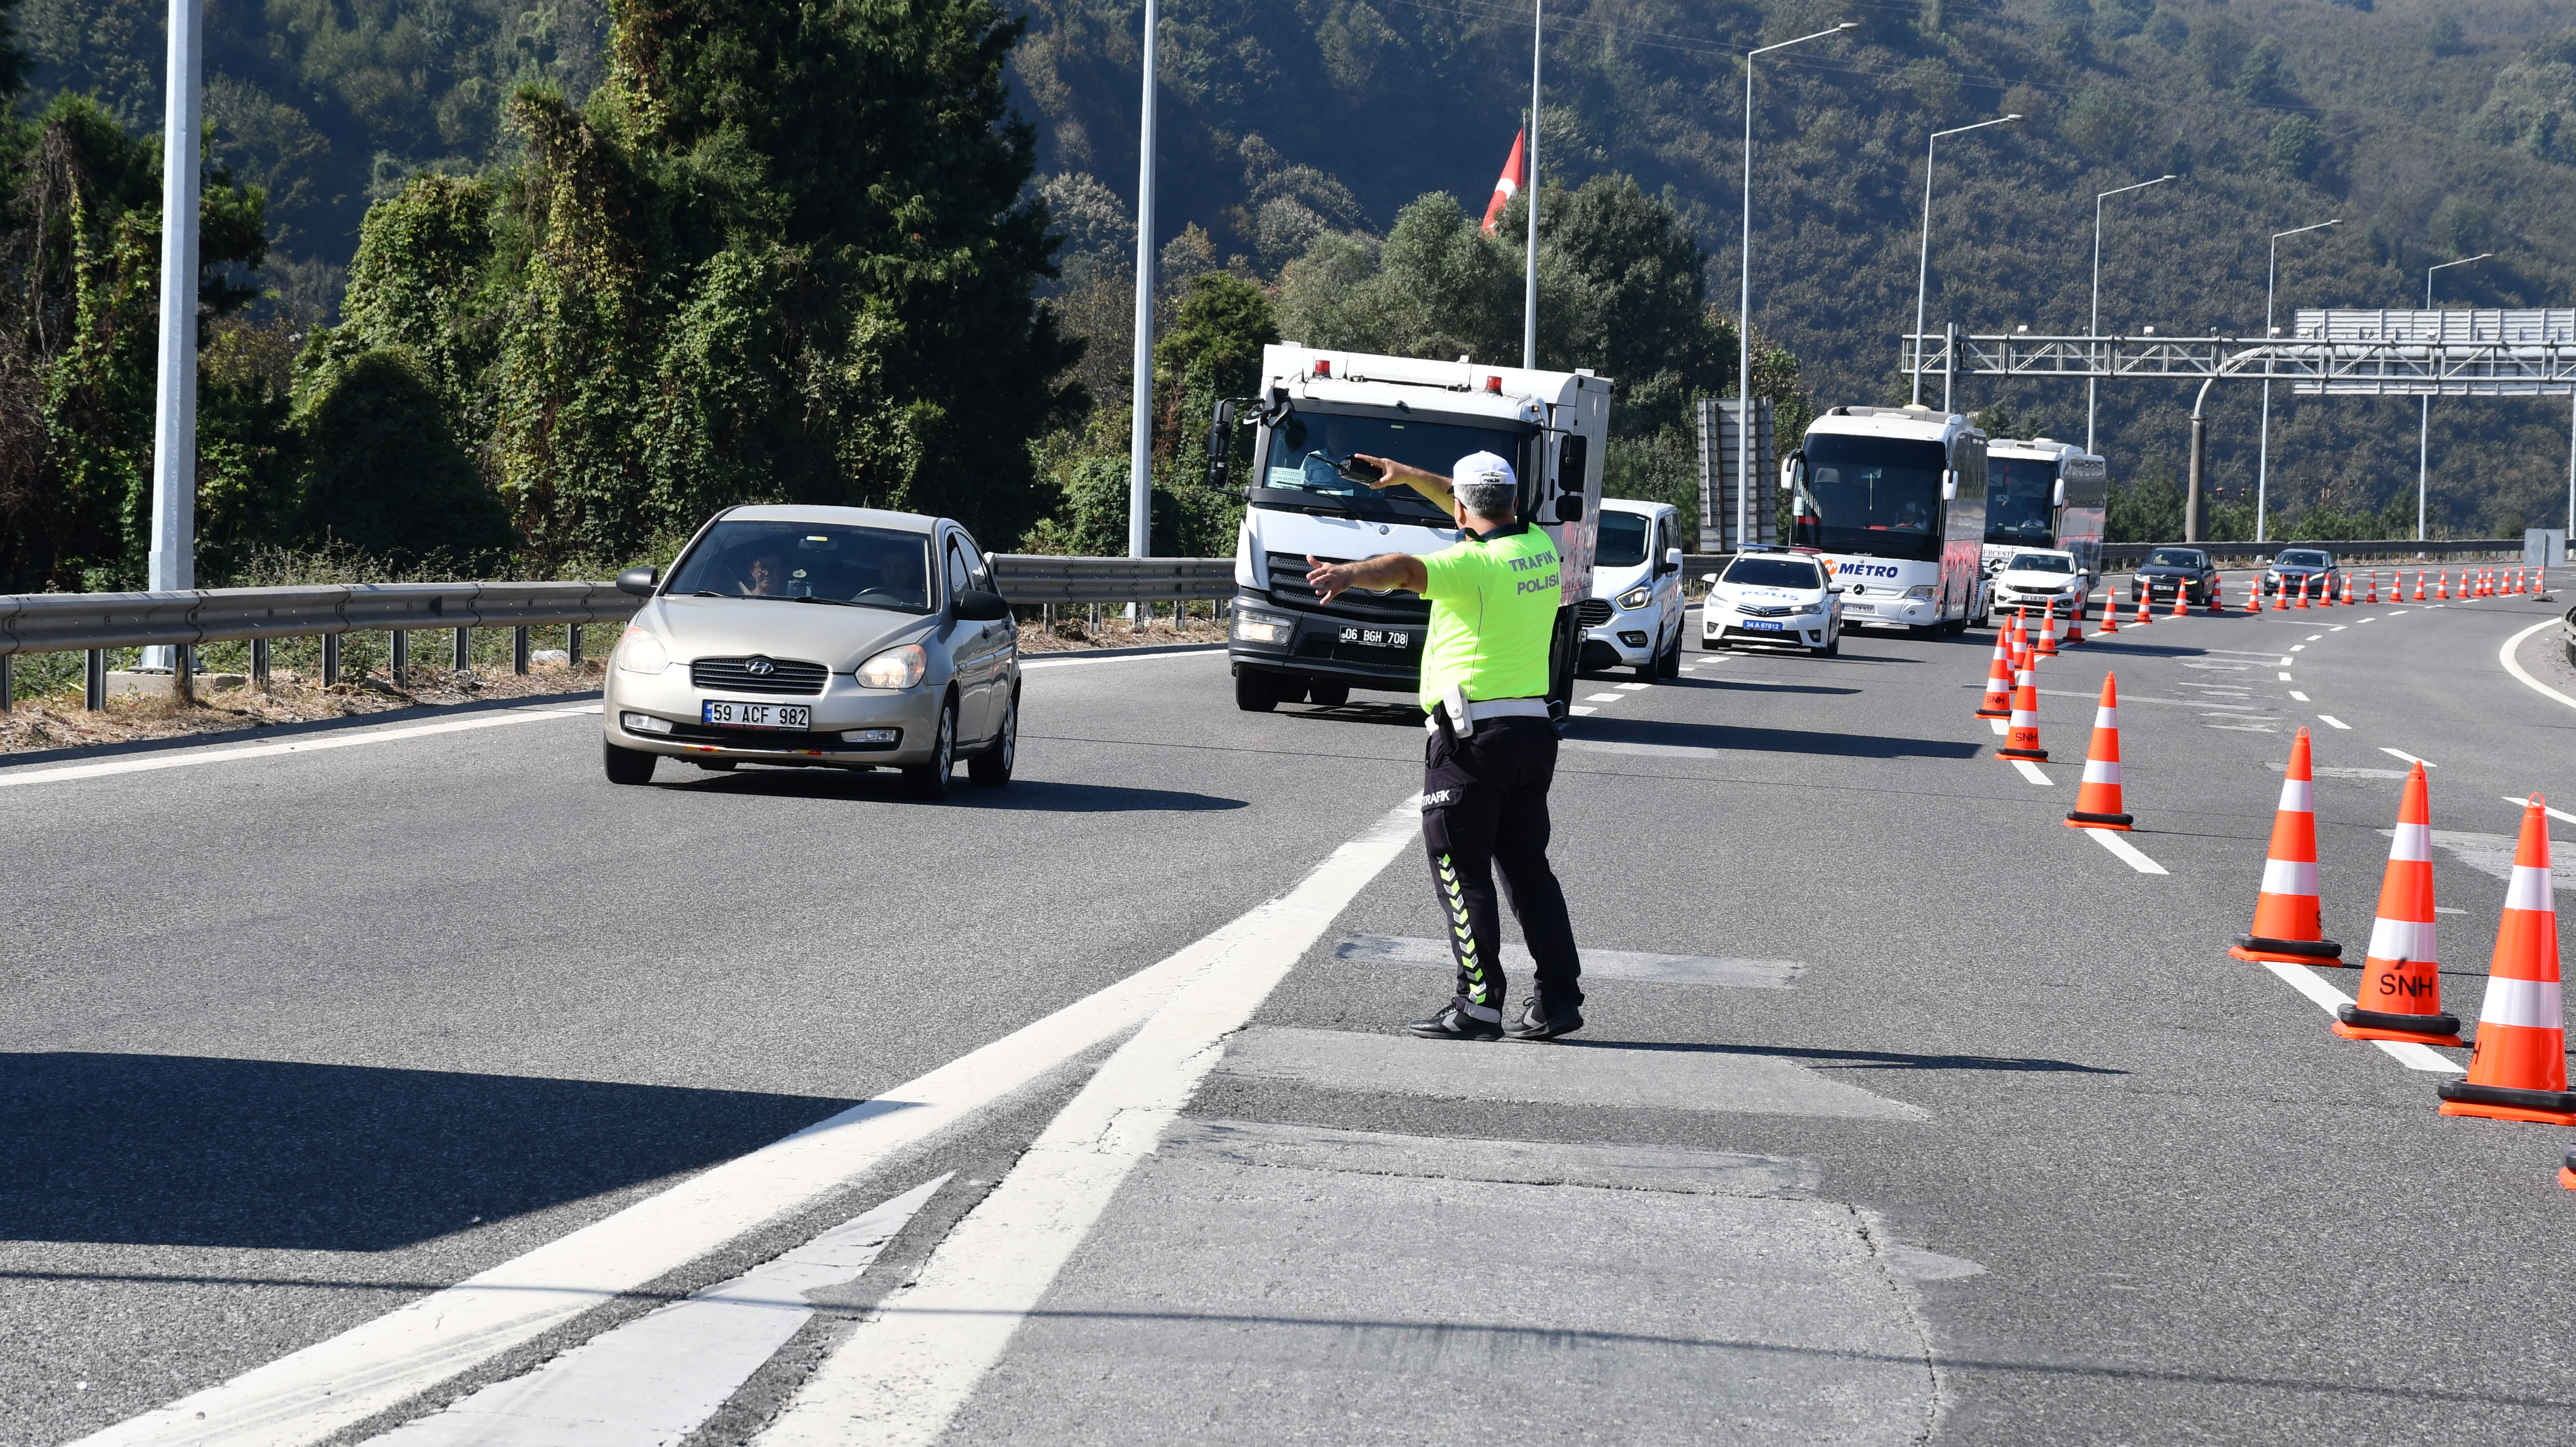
[[2244, 577, 2262, 613], [2365, 571, 2379, 603], [2332, 763, 2463, 1045], [2413, 570, 2426, 602], [1997, 657, 2047, 762], [2562, 1145, 2576, 1190], [2169, 586, 2188, 618], [2229, 728, 2345, 965], [2205, 578, 2227, 614], [2297, 577, 2314, 607], [2063, 673, 2133, 831], [2438, 796, 2576, 1125], [2065, 592, 2087, 644], [2098, 594, 2119, 634], [2037, 599, 2061, 657], [2435, 570, 2449, 600], [2007, 609, 2029, 672], [2134, 591, 2153, 626], [1975, 625, 2013, 719], [2340, 574, 2354, 604]]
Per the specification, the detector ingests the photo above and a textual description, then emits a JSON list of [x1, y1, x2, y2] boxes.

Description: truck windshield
[[1792, 434, 1948, 563], [1597, 511, 1651, 567], [1257, 408, 1529, 525], [665, 520, 933, 612], [1986, 457, 2059, 547]]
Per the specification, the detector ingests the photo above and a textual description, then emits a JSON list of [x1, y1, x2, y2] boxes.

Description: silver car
[[600, 505, 1019, 799]]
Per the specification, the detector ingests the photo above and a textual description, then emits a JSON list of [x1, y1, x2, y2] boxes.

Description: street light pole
[[1912, 113, 2020, 408], [1126, 0, 1159, 569], [1522, 0, 1542, 371], [2086, 174, 2174, 455], [2419, 252, 2489, 541], [1738, 21, 1852, 548], [2256, 218, 2338, 544], [142, 0, 204, 669]]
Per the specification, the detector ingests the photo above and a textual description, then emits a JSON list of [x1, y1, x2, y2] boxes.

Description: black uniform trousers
[[1420, 713, 1584, 1020]]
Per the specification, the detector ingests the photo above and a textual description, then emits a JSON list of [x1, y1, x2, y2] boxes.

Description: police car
[[1701, 545, 1841, 656]]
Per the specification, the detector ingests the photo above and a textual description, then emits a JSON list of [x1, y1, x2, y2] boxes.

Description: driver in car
[[872, 544, 924, 604], [738, 545, 790, 597]]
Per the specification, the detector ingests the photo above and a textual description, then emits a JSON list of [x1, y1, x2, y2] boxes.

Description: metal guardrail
[[0, 580, 640, 656], [2099, 539, 2526, 566], [987, 555, 1236, 604]]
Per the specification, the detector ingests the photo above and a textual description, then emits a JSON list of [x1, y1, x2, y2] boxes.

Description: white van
[[1580, 499, 1686, 679]]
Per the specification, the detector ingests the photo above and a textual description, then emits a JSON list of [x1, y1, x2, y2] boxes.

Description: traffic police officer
[[1305, 450, 1585, 1041]]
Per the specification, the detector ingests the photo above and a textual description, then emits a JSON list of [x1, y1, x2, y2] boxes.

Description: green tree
[[2267, 115, 2328, 179], [297, 347, 513, 567]]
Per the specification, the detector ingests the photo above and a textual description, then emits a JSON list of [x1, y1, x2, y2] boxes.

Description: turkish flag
[[1480, 129, 1526, 234]]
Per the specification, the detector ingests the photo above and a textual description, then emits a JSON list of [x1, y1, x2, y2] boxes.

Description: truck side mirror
[[616, 565, 658, 597], [2053, 478, 2067, 507], [1555, 494, 1584, 522], [1941, 469, 1959, 501], [1204, 399, 1237, 492]]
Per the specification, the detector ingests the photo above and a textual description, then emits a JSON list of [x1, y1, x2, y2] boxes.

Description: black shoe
[[1504, 998, 1584, 1041], [1406, 1003, 1502, 1040]]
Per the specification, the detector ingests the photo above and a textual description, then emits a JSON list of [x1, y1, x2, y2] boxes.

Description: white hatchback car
[[1990, 547, 2089, 621], [1702, 546, 1841, 656]]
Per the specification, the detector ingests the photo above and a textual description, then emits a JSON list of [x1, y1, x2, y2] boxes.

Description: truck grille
[[690, 656, 830, 696], [1264, 552, 1431, 624], [1575, 600, 1614, 628]]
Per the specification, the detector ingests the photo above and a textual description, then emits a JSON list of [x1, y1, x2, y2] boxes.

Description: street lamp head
[[1836, 20, 1857, 28]]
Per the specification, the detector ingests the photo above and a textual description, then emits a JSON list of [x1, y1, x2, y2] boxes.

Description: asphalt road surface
[[8, 574, 2576, 1446]]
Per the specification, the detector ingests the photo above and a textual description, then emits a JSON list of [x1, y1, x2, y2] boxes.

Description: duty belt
[[1424, 697, 1550, 734]]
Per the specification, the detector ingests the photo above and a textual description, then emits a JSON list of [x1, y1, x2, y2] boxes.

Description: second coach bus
[[1982, 435, 2109, 595], [1783, 404, 1989, 634]]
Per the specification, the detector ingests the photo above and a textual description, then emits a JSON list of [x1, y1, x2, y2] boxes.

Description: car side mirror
[[616, 565, 658, 597], [1555, 494, 1584, 522], [1662, 547, 1683, 575], [954, 588, 1011, 623]]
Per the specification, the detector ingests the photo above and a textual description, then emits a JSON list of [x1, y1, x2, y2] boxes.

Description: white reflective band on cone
[[2365, 917, 2437, 962], [2506, 864, 2555, 913], [2082, 758, 2119, 785], [2261, 858, 2320, 897], [2390, 822, 2432, 862], [2093, 706, 2117, 729], [2477, 976, 2566, 1030], [2275, 779, 2315, 814]]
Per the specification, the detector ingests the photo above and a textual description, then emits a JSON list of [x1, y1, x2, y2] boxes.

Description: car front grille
[[690, 656, 830, 696], [1734, 602, 1794, 618], [1576, 599, 1614, 628]]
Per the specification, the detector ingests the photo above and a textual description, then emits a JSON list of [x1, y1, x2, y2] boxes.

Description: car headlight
[[1616, 585, 1653, 611], [1233, 606, 1294, 646], [1903, 585, 1936, 600], [616, 627, 669, 674], [856, 643, 927, 690]]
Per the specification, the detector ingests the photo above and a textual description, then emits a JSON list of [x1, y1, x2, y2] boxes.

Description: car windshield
[[2009, 553, 2074, 573], [1985, 457, 2059, 547], [2277, 550, 2330, 567], [1258, 407, 1532, 525], [2146, 549, 2205, 568], [1792, 434, 1947, 563], [665, 520, 934, 612], [1597, 512, 1651, 567], [1721, 557, 1823, 589]]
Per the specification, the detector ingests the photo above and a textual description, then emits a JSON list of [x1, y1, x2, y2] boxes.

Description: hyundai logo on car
[[746, 657, 776, 676]]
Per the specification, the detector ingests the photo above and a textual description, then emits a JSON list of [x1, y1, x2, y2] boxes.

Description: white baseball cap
[[1452, 451, 1517, 490]]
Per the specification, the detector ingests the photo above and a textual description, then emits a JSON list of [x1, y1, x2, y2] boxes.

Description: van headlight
[[1233, 605, 1294, 645], [615, 626, 669, 674], [1616, 586, 1653, 611], [856, 643, 927, 690]]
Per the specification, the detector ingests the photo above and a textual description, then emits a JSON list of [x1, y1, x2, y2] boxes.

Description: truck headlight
[[856, 643, 927, 690], [1616, 586, 1653, 611], [1233, 606, 1294, 645], [615, 626, 669, 674], [1903, 585, 1936, 600]]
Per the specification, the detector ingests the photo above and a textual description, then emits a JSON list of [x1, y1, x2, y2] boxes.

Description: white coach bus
[[1982, 436, 2109, 593], [1783, 405, 1989, 634]]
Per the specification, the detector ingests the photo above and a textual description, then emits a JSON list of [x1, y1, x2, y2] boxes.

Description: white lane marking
[[756, 799, 1426, 1447], [2499, 618, 2576, 711], [2289, 692, 2310, 702], [2383, 748, 2436, 767], [2293, 643, 2309, 649], [2011, 760, 2050, 785], [1584, 692, 1624, 703], [2390, 609, 2408, 615], [1615, 682, 1651, 691], [1019, 647, 1223, 671], [370, 1178, 946, 1447], [2437, 907, 2469, 915], [2359, 617, 2377, 624], [2259, 962, 2465, 1074], [2279, 672, 2294, 681], [75, 799, 1426, 1447], [2328, 625, 2346, 632], [2084, 828, 2168, 874], [1988, 718, 2008, 736], [2501, 795, 2576, 826], [1569, 705, 1598, 716], [2318, 715, 2351, 730], [0, 704, 599, 790]]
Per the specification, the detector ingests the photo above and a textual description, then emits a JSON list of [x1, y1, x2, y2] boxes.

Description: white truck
[[1982, 436, 2109, 595], [1782, 404, 1989, 633], [1214, 344, 1610, 713]]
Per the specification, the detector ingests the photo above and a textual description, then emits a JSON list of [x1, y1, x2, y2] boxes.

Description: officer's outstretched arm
[[1351, 454, 1455, 517], [1306, 552, 1428, 602]]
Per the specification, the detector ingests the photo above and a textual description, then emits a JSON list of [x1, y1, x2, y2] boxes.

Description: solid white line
[[370, 1178, 946, 1447], [2011, 759, 2050, 785], [2288, 692, 2310, 702], [2501, 795, 2576, 825], [2317, 715, 2350, 730], [1019, 647, 1223, 671], [2083, 828, 2168, 874], [76, 799, 1424, 1447], [0, 704, 600, 790], [755, 798, 1426, 1447], [2259, 961, 2464, 1074], [2498, 618, 2576, 711], [2382, 748, 2436, 767]]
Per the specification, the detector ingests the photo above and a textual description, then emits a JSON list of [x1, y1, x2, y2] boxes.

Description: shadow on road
[[1566, 715, 1983, 761], [0, 1052, 858, 1250], [1554, 1039, 2126, 1075], [669, 768, 1247, 812]]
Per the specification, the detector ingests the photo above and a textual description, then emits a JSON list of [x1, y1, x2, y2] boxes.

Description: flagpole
[[1521, 0, 1540, 371]]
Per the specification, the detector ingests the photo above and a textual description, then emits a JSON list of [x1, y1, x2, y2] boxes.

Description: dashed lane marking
[[2278, 672, 2294, 681], [2083, 828, 2168, 874], [2010, 760, 2050, 786], [1584, 693, 1624, 703], [2318, 715, 2351, 730], [2383, 748, 2436, 767], [2499, 618, 2576, 712], [0, 703, 603, 791], [2289, 691, 2310, 702], [2501, 796, 2576, 826], [2292, 643, 2309, 649], [1616, 682, 1651, 691], [2260, 962, 2465, 1074], [1569, 705, 1598, 716], [1988, 719, 2008, 736]]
